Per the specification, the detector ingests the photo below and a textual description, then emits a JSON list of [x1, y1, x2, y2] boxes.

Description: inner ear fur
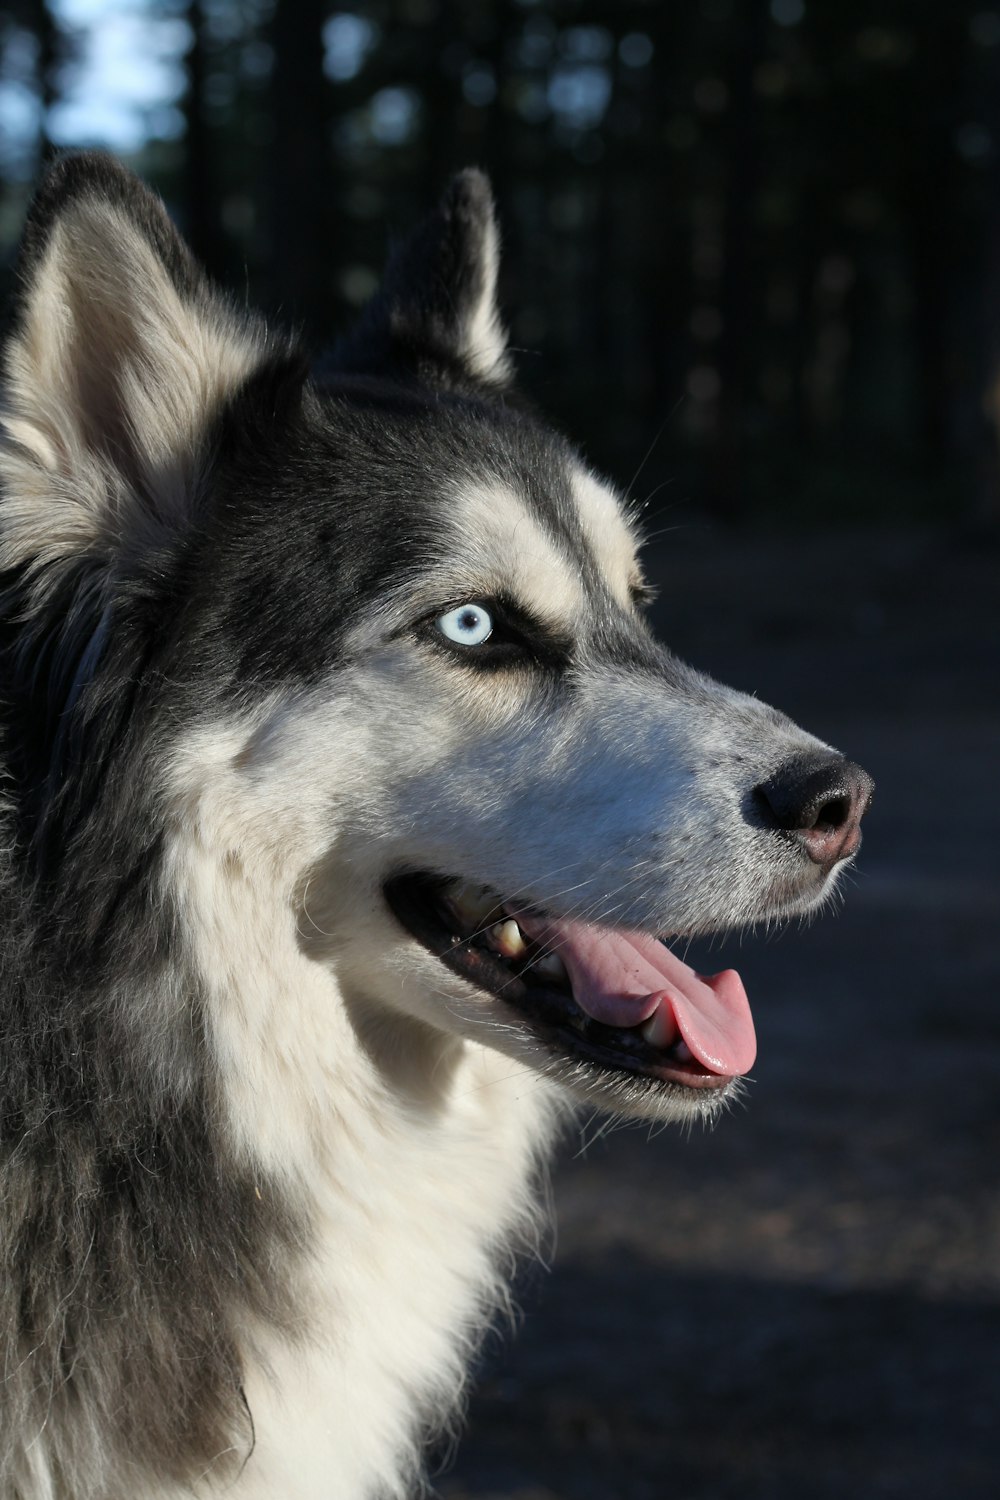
[[0, 151, 296, 589]]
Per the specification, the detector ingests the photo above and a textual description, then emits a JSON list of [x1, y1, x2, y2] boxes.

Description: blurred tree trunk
[[268, 0, 335, 343], [901, 17, 966, 483], [183, 1, 225, 281], [977, 25, 1000, 527], [481, 0, 510, 208], [22, 0, 56, 162], [710, 0, 769, 522], [422, 1, 458, 202], [643, 5, 693, 442]]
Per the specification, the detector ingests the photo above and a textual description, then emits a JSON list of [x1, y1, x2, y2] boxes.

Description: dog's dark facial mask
[[0, 154, 872, 1126]]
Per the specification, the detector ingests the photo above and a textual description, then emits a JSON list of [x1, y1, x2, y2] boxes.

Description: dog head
[[0, 156, 872, 1126]]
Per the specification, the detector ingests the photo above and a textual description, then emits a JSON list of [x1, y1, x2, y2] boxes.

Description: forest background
[[3, 0, 1000, 529], [2, 7, 1000, 1500]]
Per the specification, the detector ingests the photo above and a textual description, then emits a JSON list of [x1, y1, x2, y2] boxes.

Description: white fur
[[133, 573, 837, 1497], [1, 166, 851, 1500], [0, 199, 266, 604], [158, 715, 563, 1498], [458, 210, 512, 386], [571, 466, 645, 603]]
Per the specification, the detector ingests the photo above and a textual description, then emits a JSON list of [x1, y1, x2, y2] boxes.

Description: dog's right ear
[[0, 152, 300, 596], [333, 169, 513, 394]]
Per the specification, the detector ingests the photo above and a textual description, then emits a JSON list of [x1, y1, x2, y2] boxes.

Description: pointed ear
[[335, 168, 512, 392], [0, 152, 298, 591]]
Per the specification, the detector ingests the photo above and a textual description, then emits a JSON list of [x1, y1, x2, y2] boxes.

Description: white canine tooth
[[673, 1039, 694, 1062], [534, 951, 567, 982], [492, 919, 527, 958], [639, 1006, 677, 1050]]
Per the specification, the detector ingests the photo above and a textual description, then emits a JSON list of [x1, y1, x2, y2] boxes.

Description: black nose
[[754, 752, 874, 869]]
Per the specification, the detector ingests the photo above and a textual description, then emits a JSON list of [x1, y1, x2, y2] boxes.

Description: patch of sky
[[462, 63, 497, 109], [548, 62, 612, 131], [45, 1, 190, 153], [323, 12, 379, 83], [370, 86, 420, 147]]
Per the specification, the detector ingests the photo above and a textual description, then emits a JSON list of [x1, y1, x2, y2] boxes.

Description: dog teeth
[[639, 1005, 677, 1050], [673, 1039, 694, 1062], [491, 919, 527, 958], [534, 950, 567, 983]]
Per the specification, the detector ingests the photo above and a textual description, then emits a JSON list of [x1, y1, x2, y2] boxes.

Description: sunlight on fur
[[0, 154, 872, 1499]]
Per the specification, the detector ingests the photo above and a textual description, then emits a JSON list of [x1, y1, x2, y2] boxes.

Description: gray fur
[[0, 155, 868, 1498]]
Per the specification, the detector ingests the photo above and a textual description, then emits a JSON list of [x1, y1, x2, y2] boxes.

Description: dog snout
[[754, 751, 874, 869]]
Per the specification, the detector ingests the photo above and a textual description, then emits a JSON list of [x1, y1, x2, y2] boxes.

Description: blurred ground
[[437, 524, 1000, 1500]]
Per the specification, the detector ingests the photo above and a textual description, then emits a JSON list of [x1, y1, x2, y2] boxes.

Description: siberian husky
[[0, 154, 872, 1499]]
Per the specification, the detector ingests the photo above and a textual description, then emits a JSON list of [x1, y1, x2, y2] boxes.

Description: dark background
[[2, 4, 999, 1497], [4, 0, 1000, 528]]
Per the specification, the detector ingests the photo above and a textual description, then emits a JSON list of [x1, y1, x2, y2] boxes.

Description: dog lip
[[382, 871, 736, 1091]]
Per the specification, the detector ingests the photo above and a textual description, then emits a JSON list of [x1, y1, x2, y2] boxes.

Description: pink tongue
[[517, 915, 756, 1077]]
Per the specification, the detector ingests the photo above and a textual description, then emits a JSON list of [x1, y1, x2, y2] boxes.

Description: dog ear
[[334, 168, 513, 393], [0, 151, 297, 593]]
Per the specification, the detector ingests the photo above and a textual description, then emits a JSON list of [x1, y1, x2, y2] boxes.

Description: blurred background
[[2, 3, 999, 1497]]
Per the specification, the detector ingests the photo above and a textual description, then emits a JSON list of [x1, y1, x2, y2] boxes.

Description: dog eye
[[436, 603, 494, 647]]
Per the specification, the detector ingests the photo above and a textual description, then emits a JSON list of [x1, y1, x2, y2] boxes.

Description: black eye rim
[[413, 594, 572, 672]]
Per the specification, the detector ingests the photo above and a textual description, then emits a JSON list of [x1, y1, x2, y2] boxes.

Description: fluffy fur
[[0, 155, 867, 1498]]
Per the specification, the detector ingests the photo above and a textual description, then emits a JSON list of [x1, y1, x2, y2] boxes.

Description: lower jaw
[[383, 874, 736, 1096]]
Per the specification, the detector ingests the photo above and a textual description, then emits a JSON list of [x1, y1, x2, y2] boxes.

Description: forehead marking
[[444, 478, 584, 624], [569, 467, 641, 606]]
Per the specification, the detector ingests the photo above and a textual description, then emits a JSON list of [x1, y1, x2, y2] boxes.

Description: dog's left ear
[[334, 169, 512, 393]]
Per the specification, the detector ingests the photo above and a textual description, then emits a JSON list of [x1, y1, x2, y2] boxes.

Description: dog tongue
[[517, 915, 756, 1076]]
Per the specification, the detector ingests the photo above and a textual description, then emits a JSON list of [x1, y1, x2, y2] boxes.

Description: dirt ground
[[436, 523, 1000, 1500]]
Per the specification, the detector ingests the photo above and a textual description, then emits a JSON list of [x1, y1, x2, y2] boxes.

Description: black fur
[[0, 156, 321, 1489], [330, 167, 509, 392], [0, 153, 678, 1492]]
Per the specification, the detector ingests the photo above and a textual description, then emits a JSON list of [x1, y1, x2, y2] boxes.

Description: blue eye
[[436, 603, 494, 647]]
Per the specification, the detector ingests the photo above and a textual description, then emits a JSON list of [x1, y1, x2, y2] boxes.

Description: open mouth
[[384, 875, 757, 1092]]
